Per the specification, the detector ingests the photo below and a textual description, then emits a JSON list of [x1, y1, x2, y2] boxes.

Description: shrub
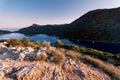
[[54, 40, 120, 66], [34, 54, 47, 61], [20, 37, 30, 47], [82, 48, 108, 61], [66, 50, 81, 61], [113, 54, 120, 60], [41, 41, 51, 48], [35, 41, 41, 46], [61, 44, 80, 52], [4, 38, 41, 47], [47, 49, 65, 64], [55, 40, 64, 47], [6, 38, 23, 47]]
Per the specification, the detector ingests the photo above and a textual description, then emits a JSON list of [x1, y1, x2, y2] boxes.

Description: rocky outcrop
[[0, 42, 114, 80], [0, 60, 111, 80]]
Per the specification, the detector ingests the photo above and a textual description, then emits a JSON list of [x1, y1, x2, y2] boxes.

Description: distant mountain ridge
[[0, 30, 11, 35], [18, 7, 120, 42], [18, 24, 68, 36]]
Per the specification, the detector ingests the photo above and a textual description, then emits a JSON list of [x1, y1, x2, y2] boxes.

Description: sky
[[0, 0, 120, 31]]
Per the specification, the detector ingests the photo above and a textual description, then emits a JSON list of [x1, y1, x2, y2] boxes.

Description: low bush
[[81, 48, 108, 61], [55, 40, 64, 47], [6, 38, 23, 47], [113, 54, 120, 60], [34, 54, 47, 61], [20, 37, 29, 47], [47, 49, 65, 64], [65, 50, 81, 61], [41, 41, 51, 48], [54, 40, 120, 66], [55, 40, 80, 52], [3, 38, 41, 47]]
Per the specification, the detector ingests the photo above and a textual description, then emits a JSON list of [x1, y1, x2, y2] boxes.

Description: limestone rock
[[0, 71, 4, 80], [0, 43, 7, 49], [0, 43, 116, 80]]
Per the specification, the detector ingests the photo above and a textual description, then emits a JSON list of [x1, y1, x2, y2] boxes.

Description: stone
[[0, 43, 114, 80], [0, 71, 4, 80], [50, 57, 54, 61], [41, 47, 47, 51], [0, 43, 7, 49], [19, 53, 25, 61]]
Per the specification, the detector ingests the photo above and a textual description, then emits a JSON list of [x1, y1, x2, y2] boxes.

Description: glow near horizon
[[0, 0, 120, 31]]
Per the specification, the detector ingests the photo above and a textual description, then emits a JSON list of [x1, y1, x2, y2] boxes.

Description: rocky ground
[[0, 42, 115, 80]]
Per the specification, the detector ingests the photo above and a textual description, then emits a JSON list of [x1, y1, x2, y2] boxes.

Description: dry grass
[[41, 41, 51, 48], [47, 48, 66, 64], [3, 38, 41, 47], [66, 50, 81, 62], [83, 55, 120, 80], [34, 54, 47, 61]]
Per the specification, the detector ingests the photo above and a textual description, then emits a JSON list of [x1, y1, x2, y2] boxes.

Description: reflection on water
[[0, 33, 25, 39], [0, 33, 73, 44], [0, 33, 120, 54], [29, 34, 73, 44], [29, 34, 57, 43]]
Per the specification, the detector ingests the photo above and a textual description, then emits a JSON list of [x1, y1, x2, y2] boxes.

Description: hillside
[[0, 30, 11, 35], [67, 7, 120, 41], [18, 7, 120, 42], [0, 38, 120, 80], [18, 24, 68, 36]]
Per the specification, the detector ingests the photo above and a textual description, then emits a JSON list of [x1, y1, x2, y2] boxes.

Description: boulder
[[19, 53, 25, 61], [0, 71, 4, 80], [0, 43, 7, 49]]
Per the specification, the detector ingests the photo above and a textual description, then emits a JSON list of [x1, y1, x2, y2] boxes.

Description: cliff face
[[0, 42, 116, 80]]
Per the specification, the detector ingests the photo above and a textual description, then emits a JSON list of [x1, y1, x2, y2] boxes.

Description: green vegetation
[[2, 38, 120, 66], [1, 38, 120, 79], [55, 40, 80, 51], [66, 50, 81, 62], [55, 40, 120, 66], [2, 37, 41, 47], [18, 7, 120, 42], [55, 40, 64, 47]]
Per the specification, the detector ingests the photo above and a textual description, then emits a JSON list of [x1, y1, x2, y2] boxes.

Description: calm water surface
[[0, 33, 120, 54], [0, 33, 73, 44]]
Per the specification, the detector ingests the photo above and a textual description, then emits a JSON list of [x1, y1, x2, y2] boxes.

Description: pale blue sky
[[0, 0, 120, 30]]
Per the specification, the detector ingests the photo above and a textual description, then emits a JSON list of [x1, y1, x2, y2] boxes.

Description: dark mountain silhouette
[[68, 7, 120, 41], [0, 30, 11, 35], [18, 24, 69, 37], [18, 7, 120, 41]]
